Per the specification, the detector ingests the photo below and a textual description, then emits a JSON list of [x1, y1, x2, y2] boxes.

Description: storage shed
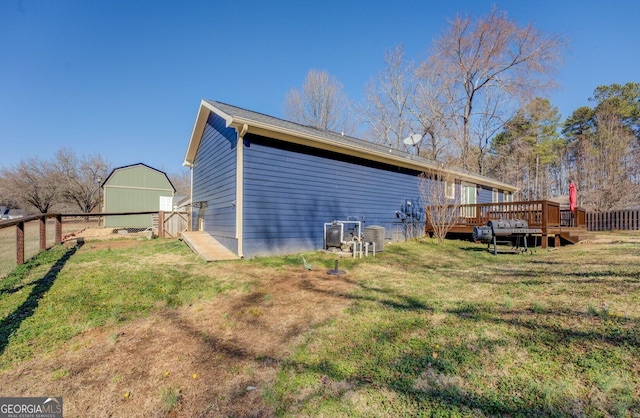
[[102, 163, 175, 228], [183, 100, 517, 258]]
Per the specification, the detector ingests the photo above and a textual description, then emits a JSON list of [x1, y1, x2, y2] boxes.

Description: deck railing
[[426, 200, 586, 233]]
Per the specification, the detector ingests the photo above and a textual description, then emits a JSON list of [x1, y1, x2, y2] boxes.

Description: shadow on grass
[[459, 245, 492, 253], [279, 336, 562, 416], [299, 276, 434, 312], [273, 268, 640, 416], [0, 241, 83, 356], [277, 297, 639, 416], [447, 302, 640, 349]]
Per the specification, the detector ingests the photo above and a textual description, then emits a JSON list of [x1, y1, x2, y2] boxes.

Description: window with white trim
[[445, 181, 455, 200]]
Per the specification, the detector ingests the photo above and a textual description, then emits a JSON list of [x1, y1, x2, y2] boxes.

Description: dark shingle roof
[[185, 100, 517, 192], [205, 99, 435, 163]]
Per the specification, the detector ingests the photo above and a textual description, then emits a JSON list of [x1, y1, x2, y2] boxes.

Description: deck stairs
[[181, 231, 240, 262], [559, 227, 596, 244]]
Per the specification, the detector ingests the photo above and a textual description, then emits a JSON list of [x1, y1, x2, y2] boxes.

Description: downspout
[[236, 123, 249, 258]]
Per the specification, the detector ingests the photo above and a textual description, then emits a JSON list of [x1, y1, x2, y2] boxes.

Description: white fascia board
[[183, 101, 213, 167], [183, 101, 241, 167]]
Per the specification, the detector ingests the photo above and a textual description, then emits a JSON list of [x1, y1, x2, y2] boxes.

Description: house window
[[461, 182, 477, 217], [461, 183, 477, 205], [504, 192, 512, 203], [492, 188, 499, 203], [445, 181, 455, 200]]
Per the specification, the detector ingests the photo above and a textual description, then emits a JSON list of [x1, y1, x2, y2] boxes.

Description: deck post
[[541, 201, 548, 248]]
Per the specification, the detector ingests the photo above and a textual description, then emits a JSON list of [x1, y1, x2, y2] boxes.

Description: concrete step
[[181, 231, 239, 262]]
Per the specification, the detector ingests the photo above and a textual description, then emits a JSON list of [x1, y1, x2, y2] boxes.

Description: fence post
[[16, 221, 25, 265], [39, 215, 47, 251], [158, 211, 165, 238], [55, 215, 62, 244]]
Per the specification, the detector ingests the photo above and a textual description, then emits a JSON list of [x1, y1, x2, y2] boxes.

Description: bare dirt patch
[[0, 267, 358, 417], [64, 227, 152, 244]]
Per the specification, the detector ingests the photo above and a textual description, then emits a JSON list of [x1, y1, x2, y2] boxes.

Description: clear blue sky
[[1, 0, 638, 173]]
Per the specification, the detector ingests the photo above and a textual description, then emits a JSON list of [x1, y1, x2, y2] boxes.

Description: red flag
[[569, 181, 577, 212]]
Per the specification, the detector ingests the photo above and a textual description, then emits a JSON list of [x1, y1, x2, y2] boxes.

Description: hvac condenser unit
[[364, 225, 385, 252]]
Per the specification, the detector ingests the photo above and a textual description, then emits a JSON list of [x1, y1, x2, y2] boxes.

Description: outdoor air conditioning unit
[[364, 225, 385, 252]]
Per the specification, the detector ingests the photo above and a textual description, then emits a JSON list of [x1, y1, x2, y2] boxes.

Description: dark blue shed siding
[[242, 135, 425, 257], [192, 114, 238, 253]]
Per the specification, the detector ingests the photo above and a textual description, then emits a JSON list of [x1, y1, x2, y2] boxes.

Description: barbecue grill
[[473, 219, 542, 255]]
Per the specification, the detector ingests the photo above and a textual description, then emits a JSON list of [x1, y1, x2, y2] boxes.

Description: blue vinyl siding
[[191, 114, 238, 252], [478, 186, 492, 204], [241, 135, 426, 257], [190, 115, 513, 258]]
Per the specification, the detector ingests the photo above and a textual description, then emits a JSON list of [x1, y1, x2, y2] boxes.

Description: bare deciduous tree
[[411, 63, 453, 162], [0, 157, 61, 214], [53, 149, 110, 213], [360, 45, 417, 150], [0, 149, 110, 214], [419, 165, 461, 244], [167, 169, 191, 197], [424, 7, 564, 174], [360, 45, 452, 161], [284, 69, 352, 133]]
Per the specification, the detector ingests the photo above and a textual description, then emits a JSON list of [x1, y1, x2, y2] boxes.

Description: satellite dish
[[403, 134, 423, 146]]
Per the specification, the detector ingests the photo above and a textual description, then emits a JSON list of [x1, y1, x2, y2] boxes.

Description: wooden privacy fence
[[586, 209, 640, 231], [154, 211, 190, 238]]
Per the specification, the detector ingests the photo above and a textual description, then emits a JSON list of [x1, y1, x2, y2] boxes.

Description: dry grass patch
[[0, 255, 358, 417]]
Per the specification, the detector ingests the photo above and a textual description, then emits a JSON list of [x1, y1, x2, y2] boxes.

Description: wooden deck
[[181, 231, 240, 261], [428, 200, 595, 248]]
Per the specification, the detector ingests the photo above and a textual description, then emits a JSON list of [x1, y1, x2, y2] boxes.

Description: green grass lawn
[[0, 236, 638, 416], [268, 239, 640, 417], [0, 239, 233, 369], [0, 218, 62, 279]]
